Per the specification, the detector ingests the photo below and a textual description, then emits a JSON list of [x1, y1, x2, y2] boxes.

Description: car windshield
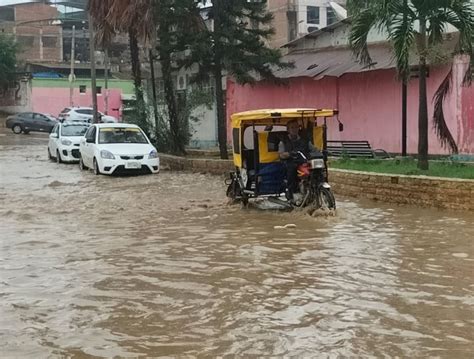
[[99, 127, 148, 144], [61, 124, 89, 136]]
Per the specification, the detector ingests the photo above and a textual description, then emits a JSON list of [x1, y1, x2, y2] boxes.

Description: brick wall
[[330, 169, 474, 211], [159, 155, 474, 211], [13, 3, 62, 62]]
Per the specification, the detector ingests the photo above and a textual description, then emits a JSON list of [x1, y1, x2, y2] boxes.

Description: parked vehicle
[[6, 112, 57, 134], [58, 107, 118, 123], [48, 122, 90, 163], [79, 123, 159, 175], [226, 108, 342, 210]]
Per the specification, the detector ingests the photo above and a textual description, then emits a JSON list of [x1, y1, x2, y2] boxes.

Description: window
[[327, 7, 337, 25], [96, 86, 102, 94], [307, 6, 320, 25], [42, 36, 57, 48], [0, 7, 14, 21], [85, 127, 96, 142], [21, 112, 34, 119], [17, 36, 34, 47], [232, 128, 240, 154], [34, 114, 48, 121], [77, 109, 93, 115], [61, 124, 88, 136], [79, 85, 87, 93], [99, 127, 147, 144]]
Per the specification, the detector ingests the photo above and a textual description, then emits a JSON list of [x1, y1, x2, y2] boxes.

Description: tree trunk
[[129, 27, 143, 103], [149, 49, 159, 131], [160, 53, 183, 154], [213, 0, 228, 160], [417, 18, 429, 170]]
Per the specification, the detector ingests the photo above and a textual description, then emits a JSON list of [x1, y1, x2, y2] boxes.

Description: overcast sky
[[1, 0, 30, 5]]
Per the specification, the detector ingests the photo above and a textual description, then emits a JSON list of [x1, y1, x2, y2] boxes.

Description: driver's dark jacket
[[278, 135, 317, 157]]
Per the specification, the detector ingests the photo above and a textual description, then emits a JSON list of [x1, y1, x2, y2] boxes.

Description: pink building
[[226, 22, 474, 155]]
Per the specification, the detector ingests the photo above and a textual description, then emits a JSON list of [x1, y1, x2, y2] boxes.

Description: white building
[[267, 0, 347, 48]]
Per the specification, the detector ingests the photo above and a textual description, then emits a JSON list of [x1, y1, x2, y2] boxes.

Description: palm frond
[[432, 68, 458, 153], [388, 10, 415, 81], [349, 9, 379, 66]]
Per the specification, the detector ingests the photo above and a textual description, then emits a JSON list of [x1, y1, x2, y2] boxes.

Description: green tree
[[0, 34, 17, 89], [185, 0, 292, 159], [349, 0, 473, 169], [154, 0, 204, 154]]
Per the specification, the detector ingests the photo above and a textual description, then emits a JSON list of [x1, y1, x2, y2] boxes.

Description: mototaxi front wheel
[[318, 187, 336, 210]]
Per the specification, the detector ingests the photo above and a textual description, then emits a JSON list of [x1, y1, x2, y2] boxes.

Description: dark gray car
[[6, 112, 57, 134]]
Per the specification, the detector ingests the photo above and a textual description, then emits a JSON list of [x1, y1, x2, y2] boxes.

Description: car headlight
[[149, 150, 158, 159], [61, 139, 72, 146], [100, 150, 115, 159]]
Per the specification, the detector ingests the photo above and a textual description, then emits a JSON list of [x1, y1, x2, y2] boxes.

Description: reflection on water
[[1, 141, 473, 358]]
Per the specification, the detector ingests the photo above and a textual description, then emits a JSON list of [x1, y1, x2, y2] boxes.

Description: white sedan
[[79, 123, 159, 175], [48, 122, 90, 163]]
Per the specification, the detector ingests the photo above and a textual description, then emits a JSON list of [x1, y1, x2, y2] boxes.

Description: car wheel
[[79, 157, 86, 171], [93, 158, 101, 175], [48, 147, 54, 161], [12, 125, 22, 134], [56, 150, 63, 164]]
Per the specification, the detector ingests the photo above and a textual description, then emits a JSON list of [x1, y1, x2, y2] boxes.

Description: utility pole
[[39, 28, 44, 60], [88, 13, 98, 123], [69, 25, 76, 106]]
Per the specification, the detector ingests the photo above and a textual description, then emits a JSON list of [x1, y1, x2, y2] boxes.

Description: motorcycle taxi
[[226, 108, 343, 210]]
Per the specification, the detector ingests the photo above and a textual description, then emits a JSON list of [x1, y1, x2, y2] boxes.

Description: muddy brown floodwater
[[0, 128, 473, 358]]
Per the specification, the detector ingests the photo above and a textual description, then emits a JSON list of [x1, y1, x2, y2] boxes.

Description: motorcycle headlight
[[100, 149, 115, 159], [310, 159, 324, 169], [148, 150, 158, 159], [61, 139, 72, 146]]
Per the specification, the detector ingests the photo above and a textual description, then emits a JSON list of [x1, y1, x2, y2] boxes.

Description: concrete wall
[[189, 104, 218, 149], [31, 87, 123, 119], [0, 78, 32, 114], [158, 154, 474, 211], [227, 57, 472, 155]]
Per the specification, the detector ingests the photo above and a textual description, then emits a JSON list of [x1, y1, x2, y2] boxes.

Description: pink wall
[[31, 88, 123, 120], [227, 62, 472, 155]]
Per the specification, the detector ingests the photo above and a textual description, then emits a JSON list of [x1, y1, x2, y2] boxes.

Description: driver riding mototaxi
[[278, 119, 320, 202]]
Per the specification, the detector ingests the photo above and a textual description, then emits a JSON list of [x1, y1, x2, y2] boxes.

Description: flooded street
[[1, 128, 473, 358]]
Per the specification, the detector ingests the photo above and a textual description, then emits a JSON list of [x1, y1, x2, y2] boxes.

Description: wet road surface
[[1, 128, 473, 358]]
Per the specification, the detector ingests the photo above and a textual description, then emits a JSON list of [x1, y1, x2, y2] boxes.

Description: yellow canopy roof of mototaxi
[[231, 108, 338, 127]]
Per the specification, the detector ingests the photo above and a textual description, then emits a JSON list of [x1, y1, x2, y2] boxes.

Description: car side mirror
[[50, 133, 58, 138], [339, 123, 344, 132]]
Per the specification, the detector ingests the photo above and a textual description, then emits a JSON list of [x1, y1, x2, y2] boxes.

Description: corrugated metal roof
[[276, 37, 458, 79], [275, 45, 395, 78]]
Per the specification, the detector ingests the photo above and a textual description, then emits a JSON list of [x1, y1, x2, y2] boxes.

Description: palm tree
[[88, 0, 154, 95], [349, 0, 473, 169]]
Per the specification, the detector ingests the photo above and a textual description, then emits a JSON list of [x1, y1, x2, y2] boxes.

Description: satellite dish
[[329, 2, 348, 20]]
